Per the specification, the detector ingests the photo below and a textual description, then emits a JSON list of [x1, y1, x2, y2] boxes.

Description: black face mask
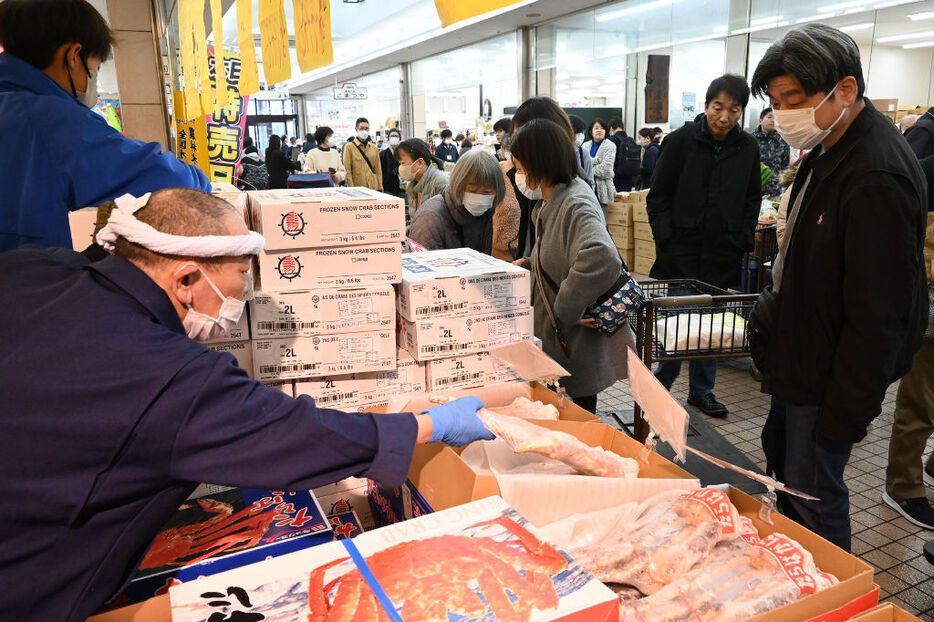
[[65, 53, 92, 99]]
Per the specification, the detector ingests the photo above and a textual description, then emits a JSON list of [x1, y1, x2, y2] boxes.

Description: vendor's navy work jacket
[[0, 52, 211, 252], [0, 247, 417, 621]]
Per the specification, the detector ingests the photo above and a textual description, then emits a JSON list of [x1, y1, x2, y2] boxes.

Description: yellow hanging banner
[[258, 0, 291, 86], [190, 0, 215, 115], [433, 0, 525, 27], [179, 0, 201, 117], [293, 0, 332, 74], [209, 0, 229, 110], [235, 0, 260, 95], [173, 90, 212, 178]]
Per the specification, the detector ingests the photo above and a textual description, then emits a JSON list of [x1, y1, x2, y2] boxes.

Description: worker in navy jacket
[[0, 187, 491, 621], [0, 0, 210, 252]]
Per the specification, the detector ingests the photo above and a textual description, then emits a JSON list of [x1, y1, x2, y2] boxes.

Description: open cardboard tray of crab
[[166, 495, 619, 621], [104, 488, 332, 610]]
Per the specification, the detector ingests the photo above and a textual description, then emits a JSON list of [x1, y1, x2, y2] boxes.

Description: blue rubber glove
[[426, 397, 495, 446]]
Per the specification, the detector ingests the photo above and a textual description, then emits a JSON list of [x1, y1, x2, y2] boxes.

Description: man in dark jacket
[[646, 74, 762, 418], [380, 127, 403, 198], [751, 24, 928, 552], [435, 128, 459, 165], [607, 117, 640, 192], [906, 106, 934, 159]]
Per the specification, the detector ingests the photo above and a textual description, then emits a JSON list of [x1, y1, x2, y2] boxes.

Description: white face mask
[[357, 129, 369, 141], [462, 192, 495, 216], [773, 83, 846, 150], [388, 136, 400, 147], [515, 172, 543, 200], [444, 138, 454, 145], [180, 265, 246, 342], [575, 133, 585, 147]]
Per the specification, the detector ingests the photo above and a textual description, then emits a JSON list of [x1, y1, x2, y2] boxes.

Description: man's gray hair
[[447, 149, 506, 207], [900, 114, 920, 132], [751, 23, 865, 101]]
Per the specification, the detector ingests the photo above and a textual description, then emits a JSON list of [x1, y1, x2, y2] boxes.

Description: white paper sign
[[626, 347, 689, 461]]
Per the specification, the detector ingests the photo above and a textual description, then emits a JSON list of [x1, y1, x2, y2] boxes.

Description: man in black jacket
[[380, 127, 403, 198], [906, 106, 934, 159], [607, 117, 640, 192], [751, 24, 928, 552], [646, 74, 761, 418]]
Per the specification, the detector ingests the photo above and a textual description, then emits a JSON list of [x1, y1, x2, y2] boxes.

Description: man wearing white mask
[[342, 117, 383, 190], [0, 0, 210, 253], [408, 150, 504, 255], [0, 187, 493, 620], [380, 126, 404, 198], [749, 23, 928, 552]]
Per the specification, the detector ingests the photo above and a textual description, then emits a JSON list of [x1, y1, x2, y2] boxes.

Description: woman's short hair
[[0, 0, 114, 69], [511, 97, 575, 141], [510, 119, 579, 188], [396, 138, 440, 167], [638, 127, 654, 140], [448, 150, 506, 207], [493, 117, 512, 133], [568, 114, 587, 134], [751, 24, 865, 100], [314, 126, 332, 144], [589, 118, 608, 135]]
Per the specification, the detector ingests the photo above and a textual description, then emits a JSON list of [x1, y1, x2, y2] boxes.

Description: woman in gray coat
[[582, 118, 617, 214], [408, 150, 505, 254], [511, 118, 635, 411], [396, 138, 449, 222]]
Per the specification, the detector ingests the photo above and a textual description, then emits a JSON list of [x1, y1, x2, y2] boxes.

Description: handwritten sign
[[258, 0, 291, 85], [433, 0, 525, 27], [235, 0, 260, 95], [178, 0, 201, 117], [174, 90, 211, 177], [206, 52, 250, 183], [294, 0, 333, 73], [332, 82, 367, 100], [209, 0, 229, 109]]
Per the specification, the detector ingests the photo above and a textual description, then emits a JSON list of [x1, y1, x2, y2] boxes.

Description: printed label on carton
[[252, 331, 396, 381], [400, 308, 534, 362], [251, 286, 395, 337], [256, 243, 402, 293]]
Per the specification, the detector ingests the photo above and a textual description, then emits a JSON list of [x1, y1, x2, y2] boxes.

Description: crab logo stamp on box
[[427, 256, 469, 268], [276, 255, 303, 280], [279, 211, 306, 238]]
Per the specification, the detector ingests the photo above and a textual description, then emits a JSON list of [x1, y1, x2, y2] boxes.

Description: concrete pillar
[[107, 0, 171, 150]]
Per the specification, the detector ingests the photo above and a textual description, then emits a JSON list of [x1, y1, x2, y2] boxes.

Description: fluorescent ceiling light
[[731, 21, 790, 33], [908, 10, 934, 19], [877, 29, 934, 42], [818, 0, 866, 11], [840, 21, 875, 31], [903, 39, 934, 47], [844, 7, 867, 14], [796, 13, 829, 22], [635, 41, 673, 52], [678, 34, 723, 43], [597, 0, 682, 21], [751, 15, 784, 25], [874, 0, 918, 7]]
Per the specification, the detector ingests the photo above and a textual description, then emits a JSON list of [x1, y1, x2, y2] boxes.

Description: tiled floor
[[597, 358, 934, 619]]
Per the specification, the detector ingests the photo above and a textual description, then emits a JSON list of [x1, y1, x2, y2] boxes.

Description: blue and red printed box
[[367, 478, 434, 527], [106, 488, 332, 609]]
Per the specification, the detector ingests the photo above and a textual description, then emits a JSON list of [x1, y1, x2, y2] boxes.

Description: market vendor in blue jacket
[[0, 187, 492, 621], [0, 0, 211, 253]]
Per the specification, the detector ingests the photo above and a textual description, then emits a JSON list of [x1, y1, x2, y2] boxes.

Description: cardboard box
[[201, 309, 250, 343], [167, 496, 619, 622], [399, 307, 533, 361], [263, 380, 294, 396], [622, 248, 636, 271], [609, 223, 634, 249], [206, 340, 253, 377], [213, 191, 250, 228], [252, 330, 396, 381], [314, 477, 377, 531], [634, 254, 654, 275], [366, 478, 433, 527], [397, 248, 531, 322], [114, 488, 331, 607], [633, 221, 654, 242], [249, 187, 405, 250], [294, 348, 427, 409], [255, 242, 402, 292], [848, 603, 922, 621], [635, 238, 656, 259], [606, 202, 633, 227], [632, 202, 649, 223], [426, 350, 523, 391], [249, 285, 395, 338], [68, 206, 98, 251]]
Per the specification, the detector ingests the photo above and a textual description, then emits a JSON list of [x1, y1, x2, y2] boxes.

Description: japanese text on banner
[[178, 0, 201, 117], [258, 0, 291, 85], [174, 90, 212, 178], [294, 0, 333, 73], [205, 52, 250, 184], [433, 0, 525, 27], [209, 0, 229, 109], [236, 0, 260, 95], [191, 0, 214, 114]]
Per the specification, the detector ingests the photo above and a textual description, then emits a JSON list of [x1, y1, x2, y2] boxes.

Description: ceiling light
[[903, 39, 934, 47], [873, 0, 918, 7], [876, 29, 934, 42], [731, 21, 790, 33], [844, 7, 867, 14], [796, 13, 829, 22], [597, 0, 682, 21], [634, 41, 673, 52], [678, 34, 723, 43], [908, 10, 934, 19], [713, 25, 729, 32], [840, 21, 874, 31], [818, 0, 867, 12], [751, 15, 784, 25]]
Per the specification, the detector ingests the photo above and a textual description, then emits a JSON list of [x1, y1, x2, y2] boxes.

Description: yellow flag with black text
[[236, 0, 260, 95], [209, 0, 229, 109], [258, 0, 291, 85], [294, 0, 332, 74]]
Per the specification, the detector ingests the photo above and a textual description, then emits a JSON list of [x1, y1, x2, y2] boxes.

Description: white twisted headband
[[96, 193, 265, 257]]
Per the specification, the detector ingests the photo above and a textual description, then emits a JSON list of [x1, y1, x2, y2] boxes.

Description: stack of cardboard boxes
[[607, 190, 653, 274], [631, 197, 656, 275], [245, 188, 407, 400], [396, 248, 534, 392]]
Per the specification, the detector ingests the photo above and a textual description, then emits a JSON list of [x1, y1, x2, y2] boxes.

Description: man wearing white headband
[[0, 187, 492, 621]]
